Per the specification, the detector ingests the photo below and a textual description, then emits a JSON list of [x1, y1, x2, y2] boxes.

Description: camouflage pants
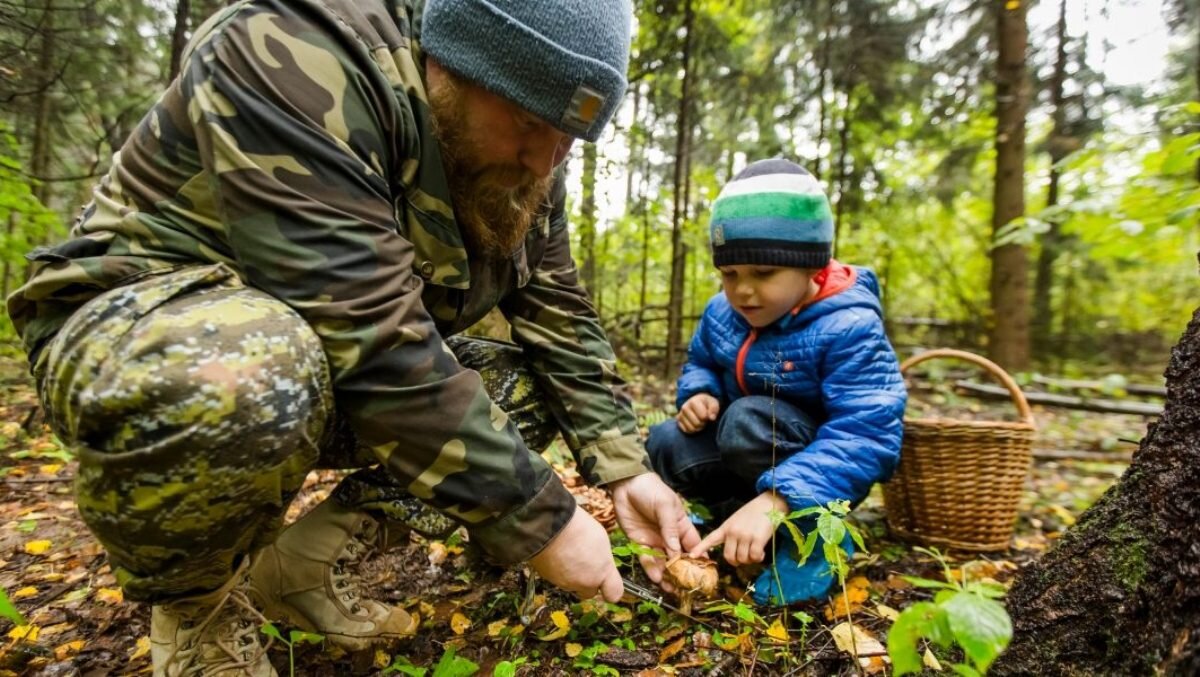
[[35, 265, 558, 603]]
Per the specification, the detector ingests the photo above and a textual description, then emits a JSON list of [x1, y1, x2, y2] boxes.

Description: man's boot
[[150, 561, 277, 676], [248, 499, 416, 651]]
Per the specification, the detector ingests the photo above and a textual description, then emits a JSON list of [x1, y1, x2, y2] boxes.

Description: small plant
[[385, 646, 480, 676], [0, 587, 27, 626], [887, 547, 1013, 676], [259, 623, 324, 677], [609, 529, 665, 569]]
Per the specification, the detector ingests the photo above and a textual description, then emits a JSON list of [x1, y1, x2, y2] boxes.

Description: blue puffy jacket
[[676, 262, 907, 511]]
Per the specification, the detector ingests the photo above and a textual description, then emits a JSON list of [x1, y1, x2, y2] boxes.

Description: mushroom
[[662, 556, 718, 615]]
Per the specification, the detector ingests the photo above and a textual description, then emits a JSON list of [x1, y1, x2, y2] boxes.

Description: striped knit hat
[[709, 158, 834, 269]]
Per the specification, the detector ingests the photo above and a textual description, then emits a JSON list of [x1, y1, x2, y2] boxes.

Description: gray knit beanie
[[421, 0, 632, 143]]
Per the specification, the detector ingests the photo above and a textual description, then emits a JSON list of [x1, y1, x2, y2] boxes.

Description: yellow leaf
[[1005, 0, 1020, 9], [54, 640, 85, 661], [766, 618, 789, 642], [923, 648, 943, 671], [565, 642, 583, 657], [428, 542, 449, 566], [8, 625, 39, 642], [487, 620, 508, 637], [130, 636, 151, 661], [95, 587, 124, 605], [609, 606, 632, 623], [830, 622, 889, 674], [374, 650, 392, 668], [875, 603, 901, 621], [24, 540, 51, 555], [39, 464, 63, 475], [538, 610, 571, 641], [450, 612, 472, 635], [13, 587, 37, 599]]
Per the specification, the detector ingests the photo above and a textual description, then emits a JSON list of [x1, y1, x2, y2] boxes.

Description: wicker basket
[[883, 349, 1036, 552]]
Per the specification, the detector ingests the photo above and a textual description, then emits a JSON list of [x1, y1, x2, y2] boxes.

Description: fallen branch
[[1030, 375, 1166, 398], [1032, 448, 1134, 462], [955, 381, 1163, 416]]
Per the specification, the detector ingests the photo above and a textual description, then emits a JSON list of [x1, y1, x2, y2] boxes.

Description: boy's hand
[[677, 394, 720, 433], [690, 491, 789, 566]]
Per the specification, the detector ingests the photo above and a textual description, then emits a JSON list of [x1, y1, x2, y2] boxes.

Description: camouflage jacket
[[6, 0, 649, 564]]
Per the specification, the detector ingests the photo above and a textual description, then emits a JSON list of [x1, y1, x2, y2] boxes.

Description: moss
[[1107, 520, 1150, 592]]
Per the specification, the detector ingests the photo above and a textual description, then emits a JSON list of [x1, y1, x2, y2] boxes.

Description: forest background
[[0, 0, 1198, 377]]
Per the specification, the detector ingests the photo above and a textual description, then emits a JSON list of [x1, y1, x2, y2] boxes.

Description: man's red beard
[[428, 73, 554, 259]]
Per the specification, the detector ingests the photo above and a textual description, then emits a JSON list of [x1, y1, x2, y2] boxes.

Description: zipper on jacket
[[735, 328, 758, 396]]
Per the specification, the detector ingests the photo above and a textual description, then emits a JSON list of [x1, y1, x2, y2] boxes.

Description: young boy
[[646, 158, 907, 605]]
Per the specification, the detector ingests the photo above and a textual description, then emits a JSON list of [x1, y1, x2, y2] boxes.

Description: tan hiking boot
[[248, 499, 416, 651], [150, 561, 277, 676]]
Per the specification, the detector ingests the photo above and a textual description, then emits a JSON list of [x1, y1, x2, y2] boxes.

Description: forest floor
[[0, 352, 1161, 676]]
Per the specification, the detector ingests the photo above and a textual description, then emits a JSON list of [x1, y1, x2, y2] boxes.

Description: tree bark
[[995, 276, 1200, 675], [1032, 0, 1069, 354], [988, 0, 1031, 370], [665, 0, 694, 379], [169, 0, 191, 82]]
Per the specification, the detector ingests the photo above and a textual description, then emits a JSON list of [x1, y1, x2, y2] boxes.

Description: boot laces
[[165, 585, 275, 675], [330, 517, 380, 614]]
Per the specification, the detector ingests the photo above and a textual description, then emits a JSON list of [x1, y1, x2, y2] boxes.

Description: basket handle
[[899, 348, 1035, 425]]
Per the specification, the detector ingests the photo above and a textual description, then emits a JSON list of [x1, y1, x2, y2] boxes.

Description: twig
[[5, 476, 75, 484]]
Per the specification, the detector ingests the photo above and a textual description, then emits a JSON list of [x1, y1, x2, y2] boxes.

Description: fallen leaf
[[824, 576, 872, 620], [54, 640, 85, 661], [875, 603, 901, 621], [450, 611, 471, 635], [8, 625, 39, 642], [39, 464, 63, 475], [766, 618, 789, 642], [659, 636, 687, 663], [95, 587, 124, 605], [487, 620, 508, 637], [24, 540, 51, 555], [130, 636, 151, 661], [419, 601, 436, 620], [538, 610, 571, 641], [13, 587, 37, 599], [691, 631, 711, 649], [565, 642, 583, 657], [374, 650, 391, 668], [609, 606, 633, 623], [923, 648, 943, 670], [885, 573, 913, 590], [428, 542, 449, 566], [829, 622, 889, 674]]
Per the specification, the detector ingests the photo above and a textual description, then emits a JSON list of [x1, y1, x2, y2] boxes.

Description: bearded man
[[6, 0, 700, 673]]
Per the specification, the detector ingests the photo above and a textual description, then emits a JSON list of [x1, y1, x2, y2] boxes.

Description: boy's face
[[719, 265, 818, 328]]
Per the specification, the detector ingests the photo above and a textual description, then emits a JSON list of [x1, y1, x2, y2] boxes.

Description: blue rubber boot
[[752, 527, 855, 606]]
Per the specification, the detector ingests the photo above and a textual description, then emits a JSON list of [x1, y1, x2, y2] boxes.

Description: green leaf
[[432, 646, 479, 677], [786, 507, 822, 519], [799, 529, 820, 564], [492, 658, 527, 677], [943, 591, 1013, 671], [259, 622, 285, 643], [951, 663, 983, 677], [792, 610, 813, 625], [0, 588, 26, 626], [847, 523, 867, 553], [901, 575, 954, 590], [887, 602, 938, 676], [288, 630, 325, 645], [733, 602, 760, 625], [816, 512, 846, 546]]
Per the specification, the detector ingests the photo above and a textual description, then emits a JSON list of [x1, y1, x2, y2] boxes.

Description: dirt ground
[[0, 354, 1156, 676]]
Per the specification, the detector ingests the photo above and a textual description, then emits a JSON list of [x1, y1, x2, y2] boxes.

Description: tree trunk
[[665, 0, 694, 379], [579, 141, 597, 295], [169, 0, 191, 82], [814, 0, 832, 181], [995, 272, 1200, 675], [1032, 0, 1069, 354], [988, 0, 1031, 371]]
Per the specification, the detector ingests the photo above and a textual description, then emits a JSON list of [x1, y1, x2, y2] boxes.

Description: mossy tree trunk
[[994, 286, 1200, 675]]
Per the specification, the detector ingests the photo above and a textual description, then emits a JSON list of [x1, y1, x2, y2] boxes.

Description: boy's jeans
[[645, 395, 819, 511]]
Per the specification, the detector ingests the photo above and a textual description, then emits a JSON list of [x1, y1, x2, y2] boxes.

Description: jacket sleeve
[[185, 8, 573, 564], [675, 301, 725, 409], [500, 182, 651, 486], [755, 311, 907, 510]]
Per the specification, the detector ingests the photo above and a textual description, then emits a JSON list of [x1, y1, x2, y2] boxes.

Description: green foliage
[[887, 548, 1012, 676], [776, 499, 867, 585], [0, 587, 26, 626], [385, 647, 479, 677], [260, 623, 325, 677]]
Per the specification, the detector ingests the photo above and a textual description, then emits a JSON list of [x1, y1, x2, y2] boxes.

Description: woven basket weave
[[883, 349, 1036, 552]]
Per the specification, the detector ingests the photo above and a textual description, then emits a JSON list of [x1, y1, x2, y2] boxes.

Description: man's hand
[[691, 491, 789, 566], [610, 473, 701, 586], [677, 393, 720, 433], [529, 506, 624, 601]]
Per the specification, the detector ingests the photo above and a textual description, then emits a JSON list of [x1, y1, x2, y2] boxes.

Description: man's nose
[[521, 128, 574, 179]]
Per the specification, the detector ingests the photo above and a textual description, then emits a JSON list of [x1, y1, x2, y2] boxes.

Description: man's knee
[[715, 396, 780, 456]]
